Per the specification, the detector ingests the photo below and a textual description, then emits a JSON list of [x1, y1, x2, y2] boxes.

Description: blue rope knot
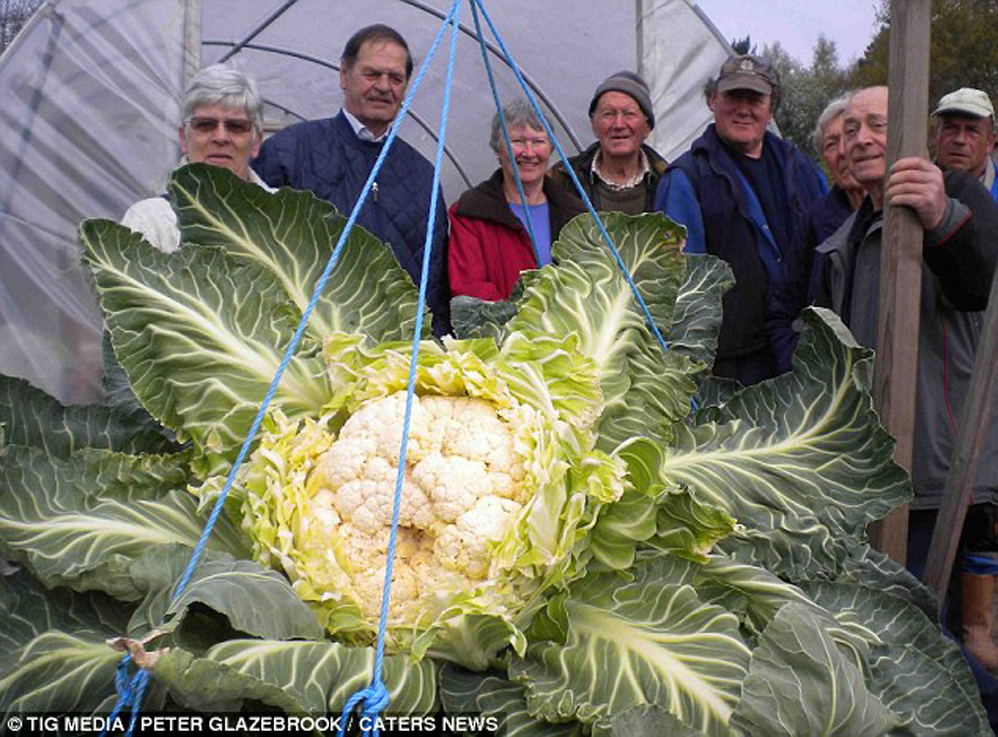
[[113, 656, 133, 701], [338, 679, 390, 737], [101, 656, 151, 737]]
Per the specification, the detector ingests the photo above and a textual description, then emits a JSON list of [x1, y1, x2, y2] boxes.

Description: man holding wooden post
[[812, 85, 998, 666]]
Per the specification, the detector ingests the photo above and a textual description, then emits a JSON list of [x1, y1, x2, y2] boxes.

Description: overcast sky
[[695, 0, 883, 67]]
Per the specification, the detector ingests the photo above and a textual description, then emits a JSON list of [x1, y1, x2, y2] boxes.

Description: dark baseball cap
[[716, 54, 779, 96]]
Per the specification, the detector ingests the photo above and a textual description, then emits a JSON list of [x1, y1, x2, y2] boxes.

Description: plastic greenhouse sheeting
[[0, 0, 729, 404]]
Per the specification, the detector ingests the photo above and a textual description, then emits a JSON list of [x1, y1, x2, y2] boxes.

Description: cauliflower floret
[[412, 453, 493, 523], [338, 392, 437, 463], [331, 524, 436, 620], [434, 496, 523, 578], [308, 390, 532, 621]]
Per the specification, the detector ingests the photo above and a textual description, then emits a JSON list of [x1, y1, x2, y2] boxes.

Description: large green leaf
[[0, 446, 248, 599], [155, 640, 438, 715], [0, 570, 131, 662], [655, 309, 911, 580], [132, 554, 323, 642], [871, 645, 989, 736], [593, 705, 704, 737], [497, 332, 603, 428], [0, 571, 169, 714], [171, 163, 423, 342], [691, 555, 881, 671], [509, 212, 698, 449], [694, 555, 825, 636], [80, 222, 331, 475], [512, 555, 751, 734], [667, 253, 733, 371], [838, 545, 939, 620], [587, 488, 659, 570], [803, 581, 989, 735], [439, 666, 584, 737], [730, 603, 899, 736], [0, 375, 177, 457], [2, 631, 122, 714]]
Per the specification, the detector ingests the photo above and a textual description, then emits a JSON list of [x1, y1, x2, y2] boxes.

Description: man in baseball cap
[[931, 87, 997, 201], [655, 53, 826, 384], [550, 70, 668, 214]]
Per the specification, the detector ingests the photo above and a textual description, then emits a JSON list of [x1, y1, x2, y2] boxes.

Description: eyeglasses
[[187, 116, 255, 134]]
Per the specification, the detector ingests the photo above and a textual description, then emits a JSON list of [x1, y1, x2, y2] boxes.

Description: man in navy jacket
[[656, 54, 826, 385], [253, 24, 450, 335]]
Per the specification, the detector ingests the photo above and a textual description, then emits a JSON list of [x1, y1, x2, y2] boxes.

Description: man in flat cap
[[931, 87, 997, 201], [550, 71, 668, 214], [656, 54, 826, 385]]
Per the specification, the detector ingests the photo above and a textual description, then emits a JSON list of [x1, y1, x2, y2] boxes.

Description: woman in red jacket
[[447, 99, 585, 301]]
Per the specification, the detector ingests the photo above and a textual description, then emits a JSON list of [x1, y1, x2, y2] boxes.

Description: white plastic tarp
[[0, 0, 729, 403]]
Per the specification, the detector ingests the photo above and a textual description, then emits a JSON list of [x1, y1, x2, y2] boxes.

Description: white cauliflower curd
[[313, 391, 531, 620], [238, 339, 622, 657]]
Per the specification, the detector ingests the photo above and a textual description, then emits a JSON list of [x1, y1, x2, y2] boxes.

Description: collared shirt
[[342, 108, 389, 143], [591, 149, 650, 191]]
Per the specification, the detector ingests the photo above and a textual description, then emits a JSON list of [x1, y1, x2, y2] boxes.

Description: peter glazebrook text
[[17, 714, 500, 733]]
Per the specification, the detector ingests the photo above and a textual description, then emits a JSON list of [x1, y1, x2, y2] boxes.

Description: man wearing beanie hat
[[655, 53, 826, 386], [550, 70, 668, 215], [931, 87, 997, 201]]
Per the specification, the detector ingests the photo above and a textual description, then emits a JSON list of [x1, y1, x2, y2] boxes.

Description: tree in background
[[850, 0, 998, 108], [763, 36, 851, 157], [0, 0, 41, 54], [731, 35, 755, 55]]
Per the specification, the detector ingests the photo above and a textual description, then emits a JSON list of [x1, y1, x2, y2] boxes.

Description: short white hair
[[182, 64, 264, 135], [811, 92, 853, 152]]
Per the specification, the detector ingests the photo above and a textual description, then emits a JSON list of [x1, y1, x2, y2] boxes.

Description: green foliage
[[0, 165, 988, 735], [849, 0, 998, 110], [764, 38, 852, 158]]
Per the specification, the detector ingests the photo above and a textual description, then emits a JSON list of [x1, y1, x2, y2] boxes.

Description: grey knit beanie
[[588, 71, 655, 129]]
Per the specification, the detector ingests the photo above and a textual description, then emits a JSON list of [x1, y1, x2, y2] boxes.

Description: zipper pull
[[371, 181, 379, 202]]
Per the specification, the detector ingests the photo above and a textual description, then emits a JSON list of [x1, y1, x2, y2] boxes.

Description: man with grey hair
[[811, 93, 865, 214], [122, 63, 273, 253], [812, 87, 998, 671], [767, 93, 866, 371], [931, 87, 997, 201], [253, 24, 450, 336], [447, 98, 584, 300], [550, 71, 667, 214]]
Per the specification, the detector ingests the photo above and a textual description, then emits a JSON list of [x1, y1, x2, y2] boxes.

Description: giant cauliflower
[[238, 336, 627, 659]]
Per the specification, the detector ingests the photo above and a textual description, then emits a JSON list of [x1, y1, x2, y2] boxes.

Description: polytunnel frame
[[191, 0, 584, 192]]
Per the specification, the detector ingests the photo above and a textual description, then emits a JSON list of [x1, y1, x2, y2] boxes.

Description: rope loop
[[101, 658, 150, 737], [337, 679, 391, 737]]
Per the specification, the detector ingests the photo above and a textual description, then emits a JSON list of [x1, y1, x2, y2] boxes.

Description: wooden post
[[868, 0, 932, 564], [923, 272, 998, 600]]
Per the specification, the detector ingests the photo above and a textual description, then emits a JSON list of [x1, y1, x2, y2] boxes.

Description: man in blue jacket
[[655, 54, 826, 385], [253, 24, 450, 335]]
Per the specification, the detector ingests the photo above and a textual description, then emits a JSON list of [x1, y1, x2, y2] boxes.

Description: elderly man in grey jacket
[[813, 85, 998, 669]]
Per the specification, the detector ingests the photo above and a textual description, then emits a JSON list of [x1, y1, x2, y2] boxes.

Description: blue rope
[[107, 2, 696, 731], [337, 2, 461, 735], [106, 3, 460, 733], [468, 2, 539, 264], [470, 0, 683, 372]]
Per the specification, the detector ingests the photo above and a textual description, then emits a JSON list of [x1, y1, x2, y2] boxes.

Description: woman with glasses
[[121, 64, 274, 253], [448, 98, 584, 301]]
